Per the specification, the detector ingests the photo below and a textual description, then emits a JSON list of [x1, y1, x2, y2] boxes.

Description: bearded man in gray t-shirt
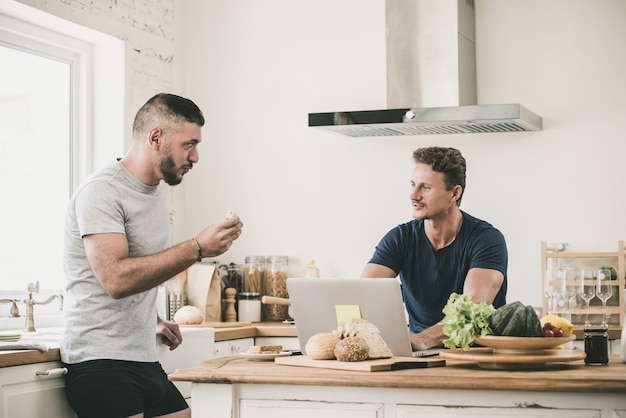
[[61, 93, 243, 418]]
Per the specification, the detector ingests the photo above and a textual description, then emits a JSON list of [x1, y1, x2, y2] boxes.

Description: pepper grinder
[[224, 288, 237, 322]]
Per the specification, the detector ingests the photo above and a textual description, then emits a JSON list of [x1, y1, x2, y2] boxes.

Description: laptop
[[287, 277, 442, 358]]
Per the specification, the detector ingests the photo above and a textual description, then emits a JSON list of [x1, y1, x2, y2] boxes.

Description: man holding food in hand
[[61, 93, 243, 418], [362, 146, 507, 351]]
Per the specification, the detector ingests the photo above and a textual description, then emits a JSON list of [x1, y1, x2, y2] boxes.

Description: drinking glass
[[578, 269, 596, 326], [596, 267, 613, 327], [544, 268, 559, 315], [556, 264, 578, 313]]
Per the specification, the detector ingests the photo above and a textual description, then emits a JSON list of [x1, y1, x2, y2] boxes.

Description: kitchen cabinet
[[189, 379, 617, 418], [213, 338, 254, 357], [174, 356, 626, 418], [239, 399, 383, 417], [396, 405, 600, 417], [541, 241, 625, 328], [254, 337, 299, 351], [0, 361, 75, 418]]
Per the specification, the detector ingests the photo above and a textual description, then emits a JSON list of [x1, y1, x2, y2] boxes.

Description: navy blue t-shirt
[[368, 211, 508, 333]]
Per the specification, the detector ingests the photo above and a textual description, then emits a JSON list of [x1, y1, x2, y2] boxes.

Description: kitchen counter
[[170, 354, 626, 392], [170, 354, 626, 417], [0, 347, 60, 368], [0, 322, 296, 368]]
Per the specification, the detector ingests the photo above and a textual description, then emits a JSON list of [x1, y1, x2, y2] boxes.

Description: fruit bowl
[[474, 335, 575, 352]]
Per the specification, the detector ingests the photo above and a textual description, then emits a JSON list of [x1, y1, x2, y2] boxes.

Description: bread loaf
[[247, 345, 282, 354], [173, 305, 204, 324], [336, 319, 393, 359], [334, 336, 369, 362], [305, 332, 340, 360]]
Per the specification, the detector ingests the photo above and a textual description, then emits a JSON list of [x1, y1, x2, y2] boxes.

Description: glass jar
[[244, 256, 265, 294], [238, 292, 261, 322], [303, 259, 320, 278], [219, 263, 244, 296], [584, 327, 609, 365], [218, 263, 244, 321], [264, 255, 289, 321]]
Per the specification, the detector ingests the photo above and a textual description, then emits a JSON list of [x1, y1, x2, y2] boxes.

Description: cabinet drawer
[[0, 361, 76, 418], [397, 405, 600, 418], [214, 338, 254, 357], [240, 399, 383, 418]]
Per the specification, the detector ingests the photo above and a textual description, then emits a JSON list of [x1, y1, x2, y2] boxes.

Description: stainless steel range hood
[[309, 0, 542, 137]]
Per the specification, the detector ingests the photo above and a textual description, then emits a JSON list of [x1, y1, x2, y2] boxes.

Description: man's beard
[[160, 153, 183, 186]]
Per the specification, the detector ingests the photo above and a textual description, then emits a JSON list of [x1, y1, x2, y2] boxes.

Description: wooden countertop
[[0, 323, 296, 368], [169, 354, 626, 393], [0, 348, 61, 368], [213, 322, 296, 341]]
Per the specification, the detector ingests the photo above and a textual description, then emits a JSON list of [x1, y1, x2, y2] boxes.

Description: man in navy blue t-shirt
[[362, 147, 507, 350]]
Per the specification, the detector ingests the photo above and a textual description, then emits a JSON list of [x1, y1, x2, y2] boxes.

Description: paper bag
[[186, 262, 221, 322]]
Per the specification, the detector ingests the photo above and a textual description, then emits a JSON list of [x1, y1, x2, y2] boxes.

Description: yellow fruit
[[540, 314, 573, 337]]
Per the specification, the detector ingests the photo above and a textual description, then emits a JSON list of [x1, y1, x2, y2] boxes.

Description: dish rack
[[541, 240, 625, 329]]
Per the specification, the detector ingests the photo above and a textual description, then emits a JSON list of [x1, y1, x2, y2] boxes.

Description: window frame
[[0, 3, 124, 299]]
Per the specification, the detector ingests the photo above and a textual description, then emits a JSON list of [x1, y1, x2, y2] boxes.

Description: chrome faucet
[[23, 281, 63, 332]]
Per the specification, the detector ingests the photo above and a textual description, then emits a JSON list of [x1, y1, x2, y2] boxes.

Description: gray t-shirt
[[61, 160, 170, 364]]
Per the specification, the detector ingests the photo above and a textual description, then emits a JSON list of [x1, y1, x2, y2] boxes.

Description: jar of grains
[[264, 255, 289, 321], [244, 256, 265, 295]]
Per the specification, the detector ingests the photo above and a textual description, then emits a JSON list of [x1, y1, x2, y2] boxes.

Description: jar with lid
[[263, 255, 289, 321], [584, 327, 609, 365], [218, 263, 244, 321], [238, 292, 261, 322], [244, 256, 265, 294], [219, 263, 244, 297]]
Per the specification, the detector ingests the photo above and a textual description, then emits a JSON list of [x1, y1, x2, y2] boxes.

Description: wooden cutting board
[[181, 321, 252, 328], [275, 355, 445, 372]]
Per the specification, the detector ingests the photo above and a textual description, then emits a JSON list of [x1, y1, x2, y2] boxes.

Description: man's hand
[[195, 216, 243, 258], [409, 324, 446, 350], [157, 317, 183, 351]]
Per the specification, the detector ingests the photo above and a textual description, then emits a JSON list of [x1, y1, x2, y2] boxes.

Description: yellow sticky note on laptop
[[335, 304, 362, 325]]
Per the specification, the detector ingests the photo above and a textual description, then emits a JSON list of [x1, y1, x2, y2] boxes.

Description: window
[[0, 4, 124, 292], [0, 42, 71, 292]]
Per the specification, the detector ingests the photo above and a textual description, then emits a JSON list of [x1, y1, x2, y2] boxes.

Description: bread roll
[[305, 332, 340, 360], [336, 319, 393, 359], [173, 305, 203, 324], [334, 336, 369, 362]]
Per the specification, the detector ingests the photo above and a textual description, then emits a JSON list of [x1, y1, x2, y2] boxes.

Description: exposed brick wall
[[15, 0, 175, 126]]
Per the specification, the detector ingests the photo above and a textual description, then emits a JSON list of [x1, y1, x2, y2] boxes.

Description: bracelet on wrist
[[192, 237, 202, 262]]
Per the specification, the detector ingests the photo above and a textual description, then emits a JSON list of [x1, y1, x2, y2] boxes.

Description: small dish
[[239, 351, 292, 361], [0, 331, 22, 342], [474, 335, 575, 351]]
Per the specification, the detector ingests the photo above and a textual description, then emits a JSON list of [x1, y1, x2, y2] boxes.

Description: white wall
[[14, 0, 626, 308], [173, 0, 626, 307], [14, 0, 176, 147]]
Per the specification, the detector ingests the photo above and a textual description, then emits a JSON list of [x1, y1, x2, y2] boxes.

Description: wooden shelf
[[541, 241, 625, 328]]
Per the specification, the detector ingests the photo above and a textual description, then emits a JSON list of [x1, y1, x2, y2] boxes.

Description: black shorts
[[63, 359, 189, 418]]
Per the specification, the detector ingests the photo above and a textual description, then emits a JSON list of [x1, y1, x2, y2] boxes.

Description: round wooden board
[[474, 335, 575, 350], [440, 347, 586, 370]]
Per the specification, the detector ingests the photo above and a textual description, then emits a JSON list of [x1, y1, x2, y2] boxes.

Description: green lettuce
[[441, 293, 495, 350]]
